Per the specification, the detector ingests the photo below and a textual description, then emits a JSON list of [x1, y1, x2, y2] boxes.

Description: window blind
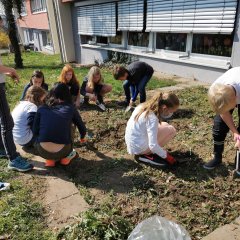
[[77, 2, 116, 37], [118, 0, 144, 31], [146, 0, 238, 34]]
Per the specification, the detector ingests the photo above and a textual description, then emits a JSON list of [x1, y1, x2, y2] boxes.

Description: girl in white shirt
[[12, 86, 46, 147], [125, 92, 179, 167]]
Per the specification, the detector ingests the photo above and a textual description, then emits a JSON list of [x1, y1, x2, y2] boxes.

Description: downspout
[[45, 1, 55, 53], [52, 0, 64, 63]]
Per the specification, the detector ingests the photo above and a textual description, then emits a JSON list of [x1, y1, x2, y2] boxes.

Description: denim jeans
[[123, 74, 152, 103], [0, 83, 19, 160], [212, 105, 240, 154]]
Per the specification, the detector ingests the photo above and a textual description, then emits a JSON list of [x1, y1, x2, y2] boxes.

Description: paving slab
[[16, 145, 89, 230], [202, 217, 240, 240]]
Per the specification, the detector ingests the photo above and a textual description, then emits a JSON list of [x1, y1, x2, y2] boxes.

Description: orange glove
[[166, 152, 176, 165], [80, 138, 87, 143]]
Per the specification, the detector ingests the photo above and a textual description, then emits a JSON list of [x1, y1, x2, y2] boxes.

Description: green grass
[[2, 52, 176, 109], [0, 159, 54, 240], [0, 52, 177, 239]]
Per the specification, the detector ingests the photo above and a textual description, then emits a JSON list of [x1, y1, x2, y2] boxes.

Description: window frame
[[30, 0, 47, 14]]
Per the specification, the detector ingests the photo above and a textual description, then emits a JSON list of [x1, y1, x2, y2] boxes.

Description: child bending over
[[80, 66, 112, 111], [204, 67, 240, 176], [113, 61, 154, 108], [125, 92, 179, 167], [33, 83, 86, 167]]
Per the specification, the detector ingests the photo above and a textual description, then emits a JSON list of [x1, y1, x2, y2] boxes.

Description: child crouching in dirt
[[204, 67, 240, 177], [33, 83, 86, 167], [80, 66, 112, 111], [125, 92, 179, 167]]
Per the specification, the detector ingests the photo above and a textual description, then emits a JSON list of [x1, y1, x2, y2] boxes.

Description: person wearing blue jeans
[[113, 61, 154, 107], [0, 16, 33, 172]]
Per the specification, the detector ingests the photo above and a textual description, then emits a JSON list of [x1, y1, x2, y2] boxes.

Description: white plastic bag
[[128, 216, 191, 240]]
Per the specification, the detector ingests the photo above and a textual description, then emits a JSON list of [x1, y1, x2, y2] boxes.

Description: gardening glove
[[165, 152, 176, 165], [80, 138, 87, 143]]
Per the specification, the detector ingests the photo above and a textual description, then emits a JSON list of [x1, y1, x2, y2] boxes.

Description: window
[[109, 31, 122, 45], [156, 33, 187, 52], [42, 31, 52, 46], [31, 0, 46, 13], [21, 1, 27, 15], [192, 34, 233, 57], [41, 31, 47, 46], [77, 3, 116, 37], [96, 36, 108, 45], [80, 35, 93, 44], [128, 32, 149, 47]]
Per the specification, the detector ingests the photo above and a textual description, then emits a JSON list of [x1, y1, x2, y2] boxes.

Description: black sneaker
[[117, 101, 129, 107], [203, 155, 222, 170], [135, 153, 167, 167], [80, 97, 89, 104]]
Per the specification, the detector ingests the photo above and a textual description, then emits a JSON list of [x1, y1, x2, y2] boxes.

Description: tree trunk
[[3, 0, 23, 68]]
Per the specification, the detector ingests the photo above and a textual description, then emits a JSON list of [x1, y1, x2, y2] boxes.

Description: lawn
[[0, 52, 240, 240], [1, 52, 176, 110]]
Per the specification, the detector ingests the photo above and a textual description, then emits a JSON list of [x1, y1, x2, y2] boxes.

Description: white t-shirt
[[12, 101, 37, 145], [0, 55, 6, 83], [125, 106, 167, 158], [211, 67, 240, 104]]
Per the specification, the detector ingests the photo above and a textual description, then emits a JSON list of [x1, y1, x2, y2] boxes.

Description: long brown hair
[[30, 70, 45, 85], [135, 92, 179, 122], [25, 86, 46, 107], [59, 64, 79, 86]]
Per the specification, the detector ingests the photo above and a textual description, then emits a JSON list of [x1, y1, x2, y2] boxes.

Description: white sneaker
[[96, 101, 106, 111], [0, 182, 10, 191]]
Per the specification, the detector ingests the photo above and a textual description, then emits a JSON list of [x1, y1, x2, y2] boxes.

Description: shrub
[[0, 31, 10, 49]]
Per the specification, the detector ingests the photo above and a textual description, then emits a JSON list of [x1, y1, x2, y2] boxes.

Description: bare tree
[[1, 0, 23, 68]]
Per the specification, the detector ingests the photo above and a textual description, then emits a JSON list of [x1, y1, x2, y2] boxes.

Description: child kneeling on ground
[[204, 67, 240, 176], [80, 66, 112, 111], [125, 92, 179, 167], [33, 83, 86, 167], [12, 86, 47, 148], [20, 70, 48, 101]]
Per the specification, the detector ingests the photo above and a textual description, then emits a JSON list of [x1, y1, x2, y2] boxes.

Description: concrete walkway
[[17, 146, 89, 230], [202, 217, 240, 240]]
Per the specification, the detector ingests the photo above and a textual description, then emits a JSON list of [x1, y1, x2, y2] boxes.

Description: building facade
[[17, 0, 59, 54], [56, 0, 240, 82]]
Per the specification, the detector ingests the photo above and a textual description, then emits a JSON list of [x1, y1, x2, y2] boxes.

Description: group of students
[[1, 32, 240, 190]]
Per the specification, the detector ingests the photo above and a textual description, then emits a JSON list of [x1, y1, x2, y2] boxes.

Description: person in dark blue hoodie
[[33, 83, 86, 167]]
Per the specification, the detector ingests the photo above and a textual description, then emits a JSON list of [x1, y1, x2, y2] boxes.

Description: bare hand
[[89, 94, 97, 101], [129, 99, 134, 107], [234, 133, 240, 149], [75, 101, 80, 108], [6, 68, 19, 83]]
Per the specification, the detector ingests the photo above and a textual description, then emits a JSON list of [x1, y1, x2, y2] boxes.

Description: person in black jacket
[[113, 61, 154, 107], [33, 83, 86, 167]]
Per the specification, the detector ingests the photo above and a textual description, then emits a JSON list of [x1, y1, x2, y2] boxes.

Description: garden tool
[[233, 149, 240, 178]]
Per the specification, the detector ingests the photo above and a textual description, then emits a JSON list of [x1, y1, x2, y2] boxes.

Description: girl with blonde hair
[[59, 64, 81, 108], [125, 92, 179, 166], [80, 66, 112, 111]]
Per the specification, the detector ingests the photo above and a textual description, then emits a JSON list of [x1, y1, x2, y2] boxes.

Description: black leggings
[[0, 83, 19, 160], [212, 105, 240, 154]]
